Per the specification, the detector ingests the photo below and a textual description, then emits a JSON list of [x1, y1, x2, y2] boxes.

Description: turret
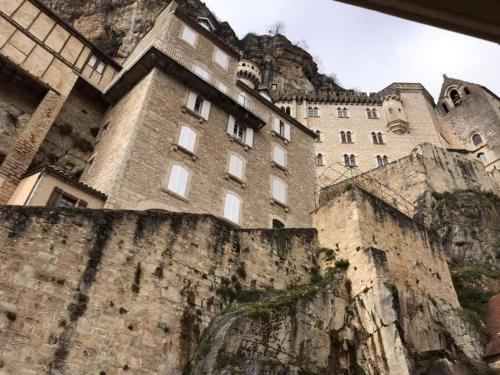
[[382, 95, 409, 134], [237, 59, 262, 89]]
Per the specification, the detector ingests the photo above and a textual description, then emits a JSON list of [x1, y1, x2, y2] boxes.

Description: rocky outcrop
[[40, 0, 341, 93]]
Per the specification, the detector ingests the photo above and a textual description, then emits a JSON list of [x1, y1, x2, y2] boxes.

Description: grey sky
[[204, 0, 500, 101]]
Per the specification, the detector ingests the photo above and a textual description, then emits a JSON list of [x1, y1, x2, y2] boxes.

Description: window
[[273, 118, 291, 141], [186, 92, 211, 120], [229, 154, 245, 181], [344, 154, 356, 167], [87, 55, 97, 68], [87, 54, 106, 74], [272, 219, 285, 229], [377, 155, 389, 167], [272, 177, 287, 206], [337, 108, 343, 117], [167, 165, 190, 198], [271, 84, 277, 91], [227, 116, 254, 147], [0, 152, 6, 167], [315, 130, 321, 142], [194, 66, 210, 80], [181, 26, 197, 46], [224, 192, 241, 224], [372, 132, 378, 144], [238, 93, 248, 106], [343, 108, 348, 118], [273, 145, 286, 168], [367, 108, 373, 119], [341, 131, 352, 143], [47, 187, 87, 208], [338, 108, 348, 118], [214, 48, 229, 70], [308, 107, 314, 117], [316, 153, 324, 166], [464, 87, 471, 96], [377, 132, 383, 144], [96, 61, 106, 74], [314, 107, 319, 117], [442, 103, 449, 113], [477, 153, 487, 164], [371, 109, 378, 118], [346, 131, 352, 143], [450, 89, 461, 105], [178, 126, 197, 153], [285, 107, 291, 115], [383, 156, 389, 165], [472, 134, 483, 147]]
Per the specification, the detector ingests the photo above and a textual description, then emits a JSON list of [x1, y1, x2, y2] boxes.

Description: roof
[[438, 75, 500, 103], [484, 294, 500, 360], [379, 82, 435, 106], [23, 165, 107, 199], [278, 90, 382, 105]]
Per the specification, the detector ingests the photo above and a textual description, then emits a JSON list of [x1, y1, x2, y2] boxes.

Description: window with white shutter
[[273, 118, 291, 142], [224, 192, 241, 224], [238, 93, 247, 106], [178, 126, 197, 153], [167, 165, 190, 198], [186, 92, 211, 120], [228, 154, 245, 181], [273, 145, 286, 169], [214, 48, 229, 70], [194, 66, 210, 80], [227, 116, 253, 148], [271, 177, 287, 206], [181, 26, 197, 46]]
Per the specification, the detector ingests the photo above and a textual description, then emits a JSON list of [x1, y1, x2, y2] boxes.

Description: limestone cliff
[[39, 0, 341, 93]]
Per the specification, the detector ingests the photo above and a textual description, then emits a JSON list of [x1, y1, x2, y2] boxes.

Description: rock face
[[40, 0, 341, 93]]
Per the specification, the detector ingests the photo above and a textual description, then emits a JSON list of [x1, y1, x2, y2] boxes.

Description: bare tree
[[268, 21, 286, 36], [296, 39, 309, 50]]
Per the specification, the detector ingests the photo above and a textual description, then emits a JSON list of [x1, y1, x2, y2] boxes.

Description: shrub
[[334, 259, 350, 270]]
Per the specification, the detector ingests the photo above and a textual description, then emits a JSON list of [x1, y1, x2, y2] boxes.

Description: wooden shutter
[[227, 115, 235, 135], [46, 187, 63, 207], [244, 128, 254, 148], [201, 100, 211, 120], [77, 199, 88, 208], [187, 92, 197, 111], [284, 124, 291, 141]]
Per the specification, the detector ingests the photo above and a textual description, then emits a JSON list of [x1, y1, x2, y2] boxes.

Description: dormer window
[[198, 17, 215, 32]]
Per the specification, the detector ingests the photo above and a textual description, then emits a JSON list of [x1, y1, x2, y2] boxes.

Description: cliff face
[[39, 0, 341, 93]]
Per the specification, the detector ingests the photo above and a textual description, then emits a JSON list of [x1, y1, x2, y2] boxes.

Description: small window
[[96, 61, 106, 74], [315, 130, 321, 142], [167, 165, 190, 198], [178, 126, 197, 153], [87, 55, 97, 68], [272, 219, 285, 229], [224, 192, 241, 224], [314, 107, 319, 117], [316, 153, 324, 166], [227, 116, 253, 147], [341, 131, 347, 143], [477, 153, 486, 164], [214, 48, 229, 70], [273, 118, 291, 141], [346, 131, 352, 143], [285, 107, 291, 115], [238, 93, 247, 106], [344, 154, 356, 167], [186, 92, 211, 120], [372, 132, 378, 144], [377, 155, 383, 167], [337, 108, 343, 117], [273, 145, 286, 169], [194, 66, 210, 80], [472, 134, 483, 147], [383, 155, 389, 165], [350, 154, 356, 167], [450, 89, 461, 105], [372, 109, 378, 118], [271, 84, 277, 91], [181, 26, 197, 46], [47, 187, 85, 208], [233, 122, 245, 142], [229, 154, 245, 181], [367, 108, 373, 119], [272, 177, 287, 206], [343, 108, 348, 118], [464, 87, 470, 96], [442, 103, 449, 113], [377, 132, 383, 144], [308, 107, 314, 117]]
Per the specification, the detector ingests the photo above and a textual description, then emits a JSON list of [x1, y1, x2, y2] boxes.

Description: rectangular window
[[238, 93, 247, 106], [214, 48, 229, 70], [181, 25, 197, 46], [178, 126, 197, 153], [46, 187, 85, 208], [167, 165, 190, 198], [186, 92, 211, 120], [227, 116, 253, 147], [273, 145, 286, 168], [272, 177, 287, 206], [194, 66, 210, 80], [229, 154, 245, 181], [224, 192, 241, 224], [273, 118, 291, 141], [88, 55, 97, 68], [96, 61, 106, 74]]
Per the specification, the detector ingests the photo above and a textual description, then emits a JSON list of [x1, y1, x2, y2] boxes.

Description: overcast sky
[[204, 0, 500, 100]]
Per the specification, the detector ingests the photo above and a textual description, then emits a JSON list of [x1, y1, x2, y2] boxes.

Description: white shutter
[[224, 193, 241, 224], [194, 66, 210, 80], [215, 49, 229, 70], [168, 165, 189, 197], [181, 26, 196, 46], [201, 100, 211, 120], [273, 146, 285, 167], [227, 115, 235, 135], [284, 124, 291, 141], [238, 93, 246, 105], [229, 155, 244, 180], [273, 118, 280, 133], [244, 127, 254, 148], [186, 92, 197, 111], [178, 127, 196, 152], [272, 178, 287, 205]]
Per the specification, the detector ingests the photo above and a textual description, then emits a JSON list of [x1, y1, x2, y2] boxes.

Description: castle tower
[[237, 59, 262, 89], [382, 95, 409, 134]]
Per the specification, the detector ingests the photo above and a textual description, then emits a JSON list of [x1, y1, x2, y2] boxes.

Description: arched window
[[343, 154, 350, 167], [343, 108, 348, 118], [349, 154, 356, 167], [316, 153, 324, 166], [372, 132, 378, 144], [167, 164, 190, 198], [477, 153, 486, 164], [315, 130, 321, 142], [337, 108, 343, 117], [383, 156, 389, 165], [367, 108, 372, 119], [464, 87, 470, 96], [272, 219, 285, 229], [308, 107, 314, 117], [376, 155, 383, 167], [346, 131, 352, 143], [442, 103, 449, 113], [450, 89, 461, 105], [372, 109, 378, 118], [472, 134, 483, 147], [377, 132, 384, 144], [340, 131, 347, 143], [314, 107, 319, 117], [285, 106, 291, 115], [281, 106, 285, 112]]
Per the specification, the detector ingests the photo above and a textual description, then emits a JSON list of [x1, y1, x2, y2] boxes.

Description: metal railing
[[316, 162, 415, 218], [153, 39, 270, 123]]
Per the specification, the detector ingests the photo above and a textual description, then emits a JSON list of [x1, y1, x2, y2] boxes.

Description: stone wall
[[0, 206, 317, 374]]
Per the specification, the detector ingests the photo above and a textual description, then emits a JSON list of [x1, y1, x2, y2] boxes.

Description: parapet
[[237, 59, 262, 89]]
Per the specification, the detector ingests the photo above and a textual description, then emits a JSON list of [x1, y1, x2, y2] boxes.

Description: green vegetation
[[334, 258, 350, 270], [431, 190, 499, 220]]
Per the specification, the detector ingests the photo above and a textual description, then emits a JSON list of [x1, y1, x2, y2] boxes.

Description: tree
[[268, 21, 286, 36]]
